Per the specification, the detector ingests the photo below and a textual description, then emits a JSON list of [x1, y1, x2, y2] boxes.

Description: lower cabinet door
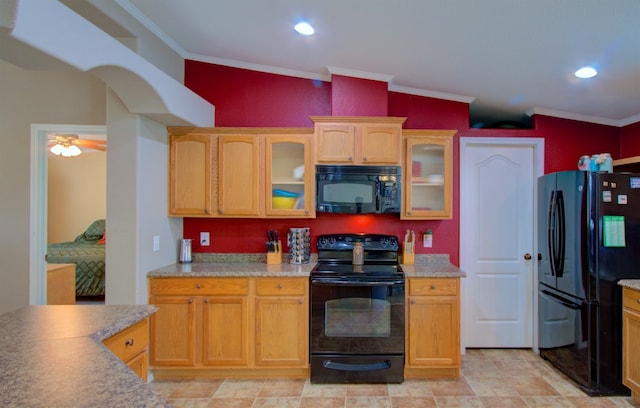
[[255, 296, 307, 366], [149, 295, 197, 366], [127, 350, 149, 382], [202, 296, 249, 366], [407, 296, 459, 367]]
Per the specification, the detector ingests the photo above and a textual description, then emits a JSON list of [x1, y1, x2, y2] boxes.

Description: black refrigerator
[[538, 170, 640, 395]]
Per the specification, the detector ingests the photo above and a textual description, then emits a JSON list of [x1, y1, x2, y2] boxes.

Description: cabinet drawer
[[103, 319, 149, 363], [409, 278, 458, 296], [623, 287, 640, 313], [256, 278, 306, 296], [149, 278, 249, 295]]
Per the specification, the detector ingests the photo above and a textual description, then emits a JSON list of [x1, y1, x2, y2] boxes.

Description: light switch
[[153, 235, 160, 252], [200, 232, 210, 246]]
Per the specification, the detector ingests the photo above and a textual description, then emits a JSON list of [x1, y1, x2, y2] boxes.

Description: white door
[[460, 137, 544, 348]]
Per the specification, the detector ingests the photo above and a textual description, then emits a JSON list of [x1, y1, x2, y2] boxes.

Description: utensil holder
[[288, 227, 311, 264], [266, 241, 282, 264], [403, 250, 415, 265]]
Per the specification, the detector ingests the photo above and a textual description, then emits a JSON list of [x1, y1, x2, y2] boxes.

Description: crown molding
[[526, 107, 624, 127], [326, 66, 394, 83], [188, 53, 331, 82], [389, 84, 475, 104]]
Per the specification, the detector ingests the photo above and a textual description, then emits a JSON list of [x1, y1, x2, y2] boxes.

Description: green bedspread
[[47, 220, 105, 297]]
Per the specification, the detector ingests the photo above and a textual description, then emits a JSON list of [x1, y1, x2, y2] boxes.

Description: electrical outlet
[[200, 232, 210, 246], [153, 235, 160, 252]]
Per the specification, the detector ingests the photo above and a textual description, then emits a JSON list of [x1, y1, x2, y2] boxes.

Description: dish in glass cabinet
[[425, 175, 444, 184]]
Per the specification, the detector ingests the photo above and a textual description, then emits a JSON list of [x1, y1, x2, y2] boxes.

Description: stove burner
[[311, 233, 404, 280]]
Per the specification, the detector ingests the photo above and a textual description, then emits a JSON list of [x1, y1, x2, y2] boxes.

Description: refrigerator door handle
[[548, 190, 557, 277], [556, 190, 566, 278], [540, 289, 581, 310]]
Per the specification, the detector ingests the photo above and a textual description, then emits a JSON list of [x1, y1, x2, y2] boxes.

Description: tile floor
[[150, 349, 640, 408]]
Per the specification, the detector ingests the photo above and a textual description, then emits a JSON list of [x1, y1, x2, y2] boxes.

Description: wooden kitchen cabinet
[[265, 132, 315, 218], [149, 276, 309, 379], [149, 277, 249, 370], [401, 130, 456, 220], [103, 318, 150, 381], [168, 127, 315, 218], [255, 278, 308, 367], [405, 277, 460, 378], [623, 286, 640, 402], [217, 134, 263, 217], [312, 116, 406, 164], [168, 130, 215, 216]]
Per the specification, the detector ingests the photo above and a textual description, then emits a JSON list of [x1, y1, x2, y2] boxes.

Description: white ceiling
[[95, 1, 640, 126]]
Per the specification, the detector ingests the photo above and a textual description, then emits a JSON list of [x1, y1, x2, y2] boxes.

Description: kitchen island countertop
[[0, 304, 169, 408]]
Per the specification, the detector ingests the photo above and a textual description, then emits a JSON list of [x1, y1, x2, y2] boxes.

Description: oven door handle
[[323, 359, 391, 372], [310, 278, 404, 286]]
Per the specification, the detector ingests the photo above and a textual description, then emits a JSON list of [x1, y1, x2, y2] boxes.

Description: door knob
[[524, 253, 532, 260]]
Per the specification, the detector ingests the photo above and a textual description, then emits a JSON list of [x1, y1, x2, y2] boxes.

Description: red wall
[[185, 61, 330, 127], [183, 61, 624, 266], [620, 121, 640, 156], [331, 75, 388, 116], [533, 115, 620, 173]]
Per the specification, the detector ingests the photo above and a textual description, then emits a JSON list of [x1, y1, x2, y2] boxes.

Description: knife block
[[266, 241, 282, 264], [402, 250, 415, 265], [403, 242, 415, 265]]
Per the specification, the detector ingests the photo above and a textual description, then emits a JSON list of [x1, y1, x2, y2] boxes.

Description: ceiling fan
[[48, 134, 106, 157]]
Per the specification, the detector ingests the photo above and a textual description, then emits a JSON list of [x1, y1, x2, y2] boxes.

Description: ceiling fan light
[[50, 144, 65, 155], [61, 145, 82, 157]]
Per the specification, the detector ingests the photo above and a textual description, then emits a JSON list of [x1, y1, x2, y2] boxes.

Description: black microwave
[[315, 165, 401, 214]]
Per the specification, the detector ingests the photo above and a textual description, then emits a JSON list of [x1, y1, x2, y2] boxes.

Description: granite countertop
[[619, 280, 640, 291], [401, 256, 466, 278], [0, 305, 170, 408], [148, 261, 315, 277], [148, 254, 465, 278]]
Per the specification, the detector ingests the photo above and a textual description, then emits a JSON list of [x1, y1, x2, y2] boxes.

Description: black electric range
[[309, 233, 405, 384]]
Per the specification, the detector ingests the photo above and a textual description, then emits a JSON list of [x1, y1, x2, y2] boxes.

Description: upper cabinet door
[[402, 130, 456, 220], [265, 133, 315, 218], [360, 125, 401, 164], [217, 134, 263, 217], [315, 124, 356, 163], [312, 117, 406, 165], [168, 132, 214, 216]]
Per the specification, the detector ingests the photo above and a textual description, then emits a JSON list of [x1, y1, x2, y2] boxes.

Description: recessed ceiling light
[[294, 22, 315, 36], [574, 66, 597, 79]]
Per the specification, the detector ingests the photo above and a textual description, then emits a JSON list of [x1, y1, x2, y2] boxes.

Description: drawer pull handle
[[125, 339, 134, 347], [637, 299, 640, 304], [204, 299, 209, 304], [188, 298, 194, 304], [298, 299, 303, 304], [411, 299, 416, 304], [195, 284, 201, 289], [430, 285, 437, 290], [277, 284, 283, 289]]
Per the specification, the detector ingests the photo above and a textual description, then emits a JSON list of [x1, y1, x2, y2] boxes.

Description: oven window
[[323, 183, 373, 204], [325, 298, 390, 337]]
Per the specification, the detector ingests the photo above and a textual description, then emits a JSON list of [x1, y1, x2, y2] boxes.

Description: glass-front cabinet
[[402, 130, 456, 220], [265, 132, 314, 217]]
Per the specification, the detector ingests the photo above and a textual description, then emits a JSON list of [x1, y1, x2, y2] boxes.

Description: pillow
[[82, 219, 106, 241]]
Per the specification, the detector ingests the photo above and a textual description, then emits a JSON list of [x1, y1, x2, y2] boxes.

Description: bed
[[47, 219, 106, 297]]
